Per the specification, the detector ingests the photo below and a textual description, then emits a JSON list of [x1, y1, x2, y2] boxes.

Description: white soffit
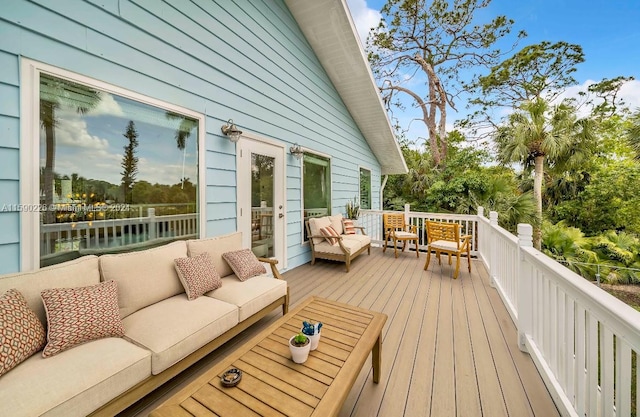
[[285, 0, 408, 175]]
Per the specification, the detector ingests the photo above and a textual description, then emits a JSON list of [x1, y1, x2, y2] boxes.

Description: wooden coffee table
[[149, 296, 387, 417]]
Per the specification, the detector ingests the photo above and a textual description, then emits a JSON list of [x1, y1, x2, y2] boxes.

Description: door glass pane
[[251, 153, 274, 257]]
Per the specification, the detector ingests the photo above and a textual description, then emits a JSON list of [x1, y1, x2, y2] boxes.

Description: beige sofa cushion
[[0, 256, 100, 325], [187, 232, 242, 278], [0, 337, 150, 417], [329, 214, 344, 235], [314, 233, 371, 255], [99, 241, 187, 318], [308, 216, 331, 245], [206, 275, 288, 322], [123, 295, 238, 375]]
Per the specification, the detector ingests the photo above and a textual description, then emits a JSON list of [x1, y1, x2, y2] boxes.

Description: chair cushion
[[320, 225, 341, 245], [342, 219, 356, 235], [308, 216, 332, 245], [99, 240, 187, 318], [393, 231, 418, 239], [174, 253, 222, 300], [122, 295, 238, 375], [0, 289, 46, 376], [222, 249, 267, 281], [41, 280, 125, 357], [0, 337, 151, 417], [429, 239, 460, 251], [187, 232, 243, 278], [206, 275, 288, 322]]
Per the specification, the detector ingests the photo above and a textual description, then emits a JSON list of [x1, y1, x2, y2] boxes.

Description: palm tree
[[40, 74, 101, 223], [494, 98, 595, 249]]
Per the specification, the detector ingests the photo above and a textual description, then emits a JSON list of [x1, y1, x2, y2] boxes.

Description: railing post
[[148, 208, 156, 240], [489, 211, 498, 288], [517, 223, 533, 352]]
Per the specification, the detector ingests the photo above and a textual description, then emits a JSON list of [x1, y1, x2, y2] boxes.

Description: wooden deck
[[121, 248, 560, 417]]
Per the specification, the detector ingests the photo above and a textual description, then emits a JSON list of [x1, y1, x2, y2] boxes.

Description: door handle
[[279, 213, 284, 218]]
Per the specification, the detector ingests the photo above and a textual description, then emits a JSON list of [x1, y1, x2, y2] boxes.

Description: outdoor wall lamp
[[221, 119, 242, 142], [290, 143, 304, 160]]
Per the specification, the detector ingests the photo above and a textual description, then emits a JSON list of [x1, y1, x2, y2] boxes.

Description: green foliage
[[345, 197, 361, 220], [471, 41, 584, 109], [292, 332, 308, 346]]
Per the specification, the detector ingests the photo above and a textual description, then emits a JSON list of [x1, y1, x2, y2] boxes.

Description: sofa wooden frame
[[305, 221, 371, 272], [89, 258, 289, 417]]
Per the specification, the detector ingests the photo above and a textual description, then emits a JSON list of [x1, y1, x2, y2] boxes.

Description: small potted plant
[[345, 197, 360, 220], [289, 332, 310, 363], [302, 321, 323, 350]]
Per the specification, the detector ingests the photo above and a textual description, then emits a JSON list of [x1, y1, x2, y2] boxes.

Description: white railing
[[367, 204, 640, 415], [477, 209, 640, 417], [41, 211, 198, 256], [359, 205, 479, 254]]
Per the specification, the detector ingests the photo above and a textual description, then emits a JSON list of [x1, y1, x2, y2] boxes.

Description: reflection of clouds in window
[[86, 93, 124, 117], [52, 115, 110, 150]]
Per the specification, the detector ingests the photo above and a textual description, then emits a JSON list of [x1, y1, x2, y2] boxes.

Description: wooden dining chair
[[382, 213, 419, 258], [424, 221, 471, 279]]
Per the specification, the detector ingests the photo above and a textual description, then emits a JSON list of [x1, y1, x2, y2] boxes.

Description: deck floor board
[[121, 249, 560, 417]]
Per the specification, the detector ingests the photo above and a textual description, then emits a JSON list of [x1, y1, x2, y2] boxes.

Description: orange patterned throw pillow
[[320, 225, 341, 245], [41, 280, 125, 357], [0, 289, 46, 376], [342, 219, 356, 235], [222, 249, 267, 281], [174, 252, 222, 300]]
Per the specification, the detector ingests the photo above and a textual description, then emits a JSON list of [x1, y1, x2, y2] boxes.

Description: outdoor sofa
[[0, 231, 289, 417], [306, 213, 371, 272]]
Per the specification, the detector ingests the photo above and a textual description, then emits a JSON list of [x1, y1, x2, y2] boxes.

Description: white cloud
[[54, 114, 110, 150], [346, 0, 381, 45], [89, 93, 124, 117]]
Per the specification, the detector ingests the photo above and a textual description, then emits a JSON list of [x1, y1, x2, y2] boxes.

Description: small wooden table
[[150, 296, 387, 417]]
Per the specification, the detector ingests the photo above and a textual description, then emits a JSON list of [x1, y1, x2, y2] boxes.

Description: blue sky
[[346, 0, 640, 140]]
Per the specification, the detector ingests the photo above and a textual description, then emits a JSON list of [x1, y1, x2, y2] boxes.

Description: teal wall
[[0, 0, 382, 273]]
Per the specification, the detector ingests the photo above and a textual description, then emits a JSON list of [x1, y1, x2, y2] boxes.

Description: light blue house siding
[[0, 0, 382, 274]]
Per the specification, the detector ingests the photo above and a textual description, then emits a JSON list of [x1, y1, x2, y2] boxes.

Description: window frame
[[299, 149, 332, 244], [359, 166, 372, 210], [20, 58, 206, 271]]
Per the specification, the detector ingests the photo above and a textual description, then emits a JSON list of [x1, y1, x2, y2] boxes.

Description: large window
[[302, 152, 331, 241], [360, 168, 371, 210], [36, 71, 201, 266]]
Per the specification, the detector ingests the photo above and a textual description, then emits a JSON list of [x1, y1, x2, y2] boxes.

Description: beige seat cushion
[[342, 234, 371, 246], [314, 238, 363, 255], [122, 295, 238, 375], [0, 338, 150, 417], [206, 275, 288, 322], [99, 241, 187, 318], [187, 232, 243, 278], [429, 240, 460, 251], [0, 256, 100, 325], [393, 231, 418, 239]]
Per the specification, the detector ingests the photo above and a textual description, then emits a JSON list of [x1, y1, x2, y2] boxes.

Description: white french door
[[237, 138, 286, 267]]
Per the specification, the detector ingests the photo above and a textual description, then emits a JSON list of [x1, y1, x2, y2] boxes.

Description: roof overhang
[[285, 0, 408, 175]]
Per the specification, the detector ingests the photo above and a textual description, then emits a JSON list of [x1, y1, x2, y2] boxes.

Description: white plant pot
[[307, 332, 321, 350], [289, 336, 311, 364]]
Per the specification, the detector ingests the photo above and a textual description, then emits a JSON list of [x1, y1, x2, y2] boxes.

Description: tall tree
[[367, 0, 523, 166], [40, 74, 101, 223], [494, 99, 595, 249], [121, 121, 139, 204]]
